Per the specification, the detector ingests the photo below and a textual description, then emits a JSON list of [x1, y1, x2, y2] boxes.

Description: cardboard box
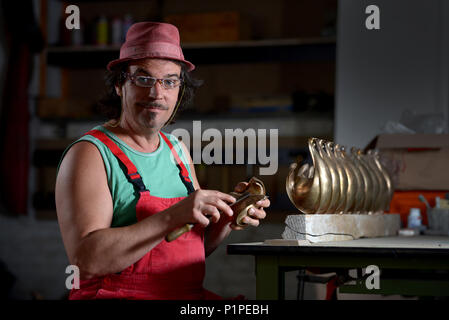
[[366, 134, 449, 191], [164, 12, 251, 43]]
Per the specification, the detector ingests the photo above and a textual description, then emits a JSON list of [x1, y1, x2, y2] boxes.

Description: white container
[[407, 208, 422, 228]]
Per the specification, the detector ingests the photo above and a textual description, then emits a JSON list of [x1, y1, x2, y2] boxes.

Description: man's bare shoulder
[[58, 140, 105, 178], [68, 140, 101, 158]]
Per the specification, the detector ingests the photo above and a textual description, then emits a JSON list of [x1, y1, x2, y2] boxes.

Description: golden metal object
[[318, 140, 340, 213], [229, 177, 267, 227], [350, 148, 369, 213], [371, 150, 394, 211], [232, 194, 267, 226], [286, 138, 394, 214], [311, 138, 332, 213], [285, 162, 316, 213], [327, 142, 347, 213], [286, 142, 318, 214], [365, 150, 387, 212], [351, 148, 373, 213], [341, 146, 365, 213], [334, 144, 356, 213]]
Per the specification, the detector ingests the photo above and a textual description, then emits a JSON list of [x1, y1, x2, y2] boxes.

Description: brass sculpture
[[286, 138, 394, 214]]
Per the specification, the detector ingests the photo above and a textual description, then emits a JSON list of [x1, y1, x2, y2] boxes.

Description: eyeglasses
[[124, 73, 183, 90]]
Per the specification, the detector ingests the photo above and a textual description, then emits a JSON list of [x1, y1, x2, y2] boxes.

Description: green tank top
[[58, 125, 193, 228]]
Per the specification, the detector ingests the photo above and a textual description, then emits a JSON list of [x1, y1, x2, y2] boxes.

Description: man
[[55, 22, 270, 300]]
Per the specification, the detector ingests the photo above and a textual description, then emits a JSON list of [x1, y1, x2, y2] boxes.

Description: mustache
[[136, 102, 169, 110]]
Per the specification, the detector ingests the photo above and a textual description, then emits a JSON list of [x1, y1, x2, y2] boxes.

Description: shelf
[[46, 37, 336, 68], [34, 112, 333, 140]]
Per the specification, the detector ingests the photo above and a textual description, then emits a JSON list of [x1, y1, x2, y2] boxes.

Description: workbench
[[227, 236, 449, 299]]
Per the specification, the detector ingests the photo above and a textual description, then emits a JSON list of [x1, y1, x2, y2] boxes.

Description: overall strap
[[84, 129, 195, 195], [84, 129, 148, 192], [159, 131, 196, 195]]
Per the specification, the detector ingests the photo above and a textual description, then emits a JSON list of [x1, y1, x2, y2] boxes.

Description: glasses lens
[[131, 74, 182, 89], [135, 76, 156, 87], [162, 79, 181, 89]]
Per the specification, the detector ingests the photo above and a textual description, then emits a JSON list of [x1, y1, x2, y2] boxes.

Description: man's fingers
[[206, 197, 233, 217], [209, 190, 236, 204], [193, 208, 211, 227], [241, 216, 260, 227], [247, 207, 266, 220], [255, 198, 270, 208], [214, 199, 234, 217], [231, 216, 259, 228], [202, 205, 221, 223]]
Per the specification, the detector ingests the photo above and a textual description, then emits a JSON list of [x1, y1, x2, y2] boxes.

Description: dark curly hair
[[97, 60, 203, 125]]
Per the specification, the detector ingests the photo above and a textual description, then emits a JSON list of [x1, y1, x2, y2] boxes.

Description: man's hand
[[169, 189, 236, 228], [230, 182, 270, 230]]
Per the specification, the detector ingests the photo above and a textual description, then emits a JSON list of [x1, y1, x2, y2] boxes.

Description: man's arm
[[56, 141, 176, 279], [56, 141, 233, 279]]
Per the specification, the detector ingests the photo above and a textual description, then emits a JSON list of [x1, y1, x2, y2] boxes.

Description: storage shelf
[[46, 37, 336, 68]]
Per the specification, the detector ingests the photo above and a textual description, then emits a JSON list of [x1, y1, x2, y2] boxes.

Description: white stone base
[[282, 213, 401, 243]]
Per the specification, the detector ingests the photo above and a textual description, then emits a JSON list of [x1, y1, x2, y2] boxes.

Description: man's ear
[[115, 85, 122, 97]]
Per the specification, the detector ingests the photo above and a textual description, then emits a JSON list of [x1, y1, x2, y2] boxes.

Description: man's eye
[[163, 79, 176, 87], [136, 77, 153, 85]]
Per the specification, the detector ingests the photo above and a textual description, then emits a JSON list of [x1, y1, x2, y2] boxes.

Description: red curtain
[[0, 1, 43, 214]]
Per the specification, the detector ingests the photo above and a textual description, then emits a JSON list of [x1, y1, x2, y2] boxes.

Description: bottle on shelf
[[407, 208, 422, 229], [96, 15, 108, 46]]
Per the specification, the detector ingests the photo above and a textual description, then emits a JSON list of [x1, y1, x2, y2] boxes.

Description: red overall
[[69, 129, 222, 300]]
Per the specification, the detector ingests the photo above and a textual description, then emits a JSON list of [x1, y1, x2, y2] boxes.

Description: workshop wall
[[335, 0, 449, 148]]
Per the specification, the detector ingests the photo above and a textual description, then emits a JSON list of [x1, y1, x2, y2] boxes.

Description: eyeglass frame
[[123, 72, 184, 90]]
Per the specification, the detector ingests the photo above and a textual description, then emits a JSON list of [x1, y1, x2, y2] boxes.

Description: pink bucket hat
[[107, 22, 195, 71]]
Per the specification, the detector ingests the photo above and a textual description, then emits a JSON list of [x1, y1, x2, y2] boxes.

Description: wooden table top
[[227, 236, 449, 258]]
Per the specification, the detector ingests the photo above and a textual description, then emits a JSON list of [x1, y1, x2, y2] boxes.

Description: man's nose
[[148, 81, 164, 99]]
